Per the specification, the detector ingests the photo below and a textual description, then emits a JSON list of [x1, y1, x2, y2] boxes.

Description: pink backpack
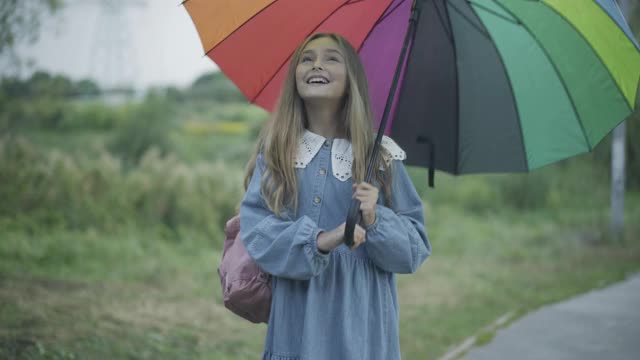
[[217, 214, 271, 323]]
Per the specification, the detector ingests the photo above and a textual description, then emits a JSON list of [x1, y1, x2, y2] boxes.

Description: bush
[[1, 72, 101, 99], [188, 72, 246, 103], [422, 172, 501, 214], [0, 136, 128, 232], [60, 102, 128, 131], [108, 95, 174, 166], [0, 97, 72, 131], [0, 136, 244, 248], [495, 171, 551, 211]]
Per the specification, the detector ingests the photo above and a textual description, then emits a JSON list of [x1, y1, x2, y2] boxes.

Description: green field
[[2, 124, 639, 359]]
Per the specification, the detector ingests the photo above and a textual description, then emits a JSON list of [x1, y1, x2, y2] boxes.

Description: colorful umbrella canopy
[[184, 0, 639, 176]]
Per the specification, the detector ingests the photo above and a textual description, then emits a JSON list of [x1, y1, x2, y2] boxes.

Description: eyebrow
[[302, 48, 344, 56]]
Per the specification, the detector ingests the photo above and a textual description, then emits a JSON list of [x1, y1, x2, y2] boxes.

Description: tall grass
[[0, 136, 244, 249]]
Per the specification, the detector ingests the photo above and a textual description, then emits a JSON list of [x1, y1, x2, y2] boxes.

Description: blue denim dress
[[239, 133, 431, 360]]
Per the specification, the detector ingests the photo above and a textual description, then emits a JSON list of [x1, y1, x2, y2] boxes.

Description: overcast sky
[[7, 1, 636, 91], [9, 0, 217, 90]]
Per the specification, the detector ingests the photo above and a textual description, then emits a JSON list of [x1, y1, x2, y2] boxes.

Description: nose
[[312, 58, 324, 70]]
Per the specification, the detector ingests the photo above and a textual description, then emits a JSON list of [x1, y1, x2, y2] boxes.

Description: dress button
[[313, 196, 321, 204], [319, 168, 326, 175]]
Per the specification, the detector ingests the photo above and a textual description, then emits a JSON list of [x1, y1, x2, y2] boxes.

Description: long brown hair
[[243, 33, 393, 217]]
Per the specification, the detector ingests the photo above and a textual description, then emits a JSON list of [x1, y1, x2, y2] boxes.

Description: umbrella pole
[[345, 0, 422, 247]]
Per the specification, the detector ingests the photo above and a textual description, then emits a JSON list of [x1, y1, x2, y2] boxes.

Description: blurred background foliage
[[2, 68, 638, 245], [0, 70, 268, 247], [1, 66, 639, 359]]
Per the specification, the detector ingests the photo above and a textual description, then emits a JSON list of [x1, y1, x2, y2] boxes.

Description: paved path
[[462, 274, 640, 360]]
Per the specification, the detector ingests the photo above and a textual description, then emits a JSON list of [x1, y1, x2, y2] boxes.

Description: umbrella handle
[[344, 198, 361, 248]]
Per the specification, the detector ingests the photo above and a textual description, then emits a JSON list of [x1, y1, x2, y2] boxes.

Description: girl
[[240, 33, 431, 360]]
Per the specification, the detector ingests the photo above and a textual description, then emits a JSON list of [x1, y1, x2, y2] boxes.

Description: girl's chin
[[300, 92, 344, 102]]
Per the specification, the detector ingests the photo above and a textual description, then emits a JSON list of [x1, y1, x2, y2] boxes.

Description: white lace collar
[[293, 129, 406, 182]]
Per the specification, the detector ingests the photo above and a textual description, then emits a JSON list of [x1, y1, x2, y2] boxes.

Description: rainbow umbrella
[[184, 0, 640, 244], [184, 0, 639, 177]]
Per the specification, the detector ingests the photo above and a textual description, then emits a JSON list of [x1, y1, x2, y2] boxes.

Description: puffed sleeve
[[239, 153, 330, 280], [364, 160, 431, 274]]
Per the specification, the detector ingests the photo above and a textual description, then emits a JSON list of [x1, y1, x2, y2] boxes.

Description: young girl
[[240, 33, 431, 360]]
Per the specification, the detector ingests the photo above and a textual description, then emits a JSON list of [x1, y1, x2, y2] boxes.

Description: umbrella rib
[[467, 2, 529, 170], [539, 1, 633, 114], [447, 0, 491, 41], [489, 0, 590, 151], [202, 1, 280, 56], [442, 0, 460, 173], [466, 0, 521, 26], [356, 0, 402, 53], [598, 0, 640, 107], [432, 0, 454, 45], [601, 0, 640, 51], [373, 0, 409, 27]]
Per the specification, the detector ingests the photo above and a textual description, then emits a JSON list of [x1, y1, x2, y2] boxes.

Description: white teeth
[[307, 76, 329, 84]]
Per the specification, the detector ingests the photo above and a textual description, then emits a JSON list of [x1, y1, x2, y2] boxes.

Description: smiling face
[[295, 36, 348, 104]]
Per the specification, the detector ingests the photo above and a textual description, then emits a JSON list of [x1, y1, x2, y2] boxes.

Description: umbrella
[[183, 0, 640, 245]]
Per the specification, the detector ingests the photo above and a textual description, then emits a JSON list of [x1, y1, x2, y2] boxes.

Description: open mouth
[[306, 76, 330, 85]]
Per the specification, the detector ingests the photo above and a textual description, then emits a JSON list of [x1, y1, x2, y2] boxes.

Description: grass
[[18, 131, 113, 159], [1, 192, 639, 359], [0, 228, 267, 360], [170, 131, 255, 166], [16, 124, 256, 168], [0, 275, 265, 359]]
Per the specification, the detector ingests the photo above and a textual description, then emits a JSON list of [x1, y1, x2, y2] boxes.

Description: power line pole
[[611, 122, 625, 241], [610, 0, 631, 241], [71, 0, 146, 93]]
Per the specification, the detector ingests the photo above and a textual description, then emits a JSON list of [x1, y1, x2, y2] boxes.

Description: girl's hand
[[352, 182, 379, 227], [349, 223, 366, 250], [317, 222, 366, 252]]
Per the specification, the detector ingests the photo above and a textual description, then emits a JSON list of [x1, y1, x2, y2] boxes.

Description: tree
[[0, 0, 64, 70], [189, 71, 246, 103]]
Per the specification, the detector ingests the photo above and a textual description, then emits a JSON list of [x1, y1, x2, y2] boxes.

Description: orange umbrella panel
[[183, 0, 275, 53]]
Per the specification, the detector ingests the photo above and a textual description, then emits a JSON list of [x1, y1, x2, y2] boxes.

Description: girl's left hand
[[352, 182, 379, 227]]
